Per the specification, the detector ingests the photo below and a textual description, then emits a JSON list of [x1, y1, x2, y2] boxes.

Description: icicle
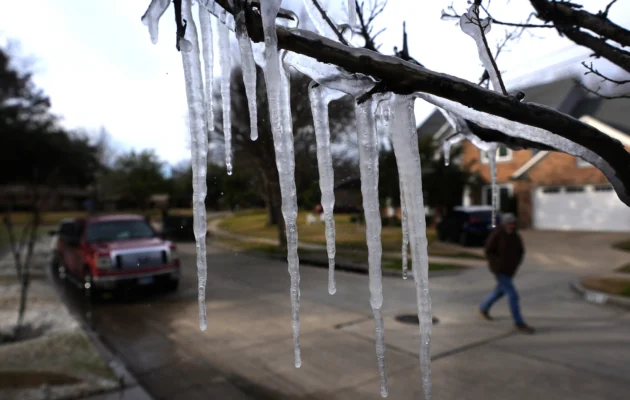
[[441, 134, 465, 167], [260, 1, 302, 369], [231, 0, 259, 141], [389, 94, 432, 400], [179, 0, 208, 331], [487, 145, 498, 227], [198, 6, 215, 134], [308, 83, 345, 295], [400, 183, 409, 280], [217, 10, 233, 174], [355, 98, 388, 398], [301, 0, 341, 41], [347, 0, 356, 27], [141, 0, 171, 44], [460, 5, 502, 93]]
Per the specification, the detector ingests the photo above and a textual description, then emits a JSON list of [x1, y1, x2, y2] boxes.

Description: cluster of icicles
[[140, 1, 610, 398]]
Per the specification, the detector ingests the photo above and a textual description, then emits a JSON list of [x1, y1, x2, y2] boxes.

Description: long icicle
[[260, 1, 302, 369], [389, 94, 432, 400], [217, 10, 233, 174], [488, 145, 498, 227], [400, 182, 409, 280], [232, 0, 259, 141], [355, 98, 388, 398], [347, 0, 356, 27], [198, 6, 215, 135], [308, 83, 344, 295], [141, 0, 171, 44], [180, 0, 208, 331]]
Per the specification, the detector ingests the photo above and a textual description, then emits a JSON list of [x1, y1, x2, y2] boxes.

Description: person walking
[[479, 213, 535, 334]]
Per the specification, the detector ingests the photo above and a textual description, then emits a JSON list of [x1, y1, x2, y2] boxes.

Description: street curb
[[569, 280, 630, 311], [43, 250, 155, 400]]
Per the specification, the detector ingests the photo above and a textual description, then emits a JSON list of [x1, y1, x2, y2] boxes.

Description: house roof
[[414, 76, 630, 179], [511, 97, 630, 179], [417, 78, 581, 140]]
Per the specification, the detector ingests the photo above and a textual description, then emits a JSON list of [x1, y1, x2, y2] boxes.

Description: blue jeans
[[480, 274, 525, 325]]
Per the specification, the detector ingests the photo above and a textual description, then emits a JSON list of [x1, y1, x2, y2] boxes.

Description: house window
[[576, 157, 593, 168], [542, 186, 561, 194], [480, 145, 512, 164], [565, 185, 585, 193], [482, 184, 513, 212], [594, 184, 613, 192]]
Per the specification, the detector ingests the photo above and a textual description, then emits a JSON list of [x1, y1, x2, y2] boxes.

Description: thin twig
[[581, 61, 630, 85], [600, 0, 618, 18], [577, 80, 630, 99], [310, 0, 350, 46], [471, 6, 508, 95]]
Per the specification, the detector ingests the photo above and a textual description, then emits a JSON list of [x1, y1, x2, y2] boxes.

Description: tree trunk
[[261, 168, 286, 249]]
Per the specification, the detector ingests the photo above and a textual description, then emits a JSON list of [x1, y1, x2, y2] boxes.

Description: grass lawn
[[612, 239, 630, 252], [218, 210, 485, 260], [215, 237, 463, 274], [616, 263, 630, 273], [218, 209, 436, 252], [0, 225, 49, 253], [582, 277, 630, 298]]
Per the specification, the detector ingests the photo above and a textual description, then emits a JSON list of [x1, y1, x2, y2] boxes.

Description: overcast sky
[[1, 0, 629, 165]]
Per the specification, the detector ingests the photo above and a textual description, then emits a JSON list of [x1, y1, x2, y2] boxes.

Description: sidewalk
[[0, 240, 151, 400]]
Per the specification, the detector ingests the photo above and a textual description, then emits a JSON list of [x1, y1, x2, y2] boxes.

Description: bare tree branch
[[529, 0, 630, 49], [575, 79, 630, 100]]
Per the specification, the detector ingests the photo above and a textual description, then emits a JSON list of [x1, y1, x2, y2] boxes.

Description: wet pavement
[[52, 242, 630, 399]]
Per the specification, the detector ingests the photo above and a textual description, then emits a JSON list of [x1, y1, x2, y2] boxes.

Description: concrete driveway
[[520, 230, 629, 273], [49, 242, 630, 400], [437, 229, 630, 274]]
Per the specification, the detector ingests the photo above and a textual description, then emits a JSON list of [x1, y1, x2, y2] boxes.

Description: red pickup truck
[[51, 214, 180, 298]]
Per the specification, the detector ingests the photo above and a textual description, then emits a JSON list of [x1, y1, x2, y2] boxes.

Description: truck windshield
[[85, 220, 156, 243]]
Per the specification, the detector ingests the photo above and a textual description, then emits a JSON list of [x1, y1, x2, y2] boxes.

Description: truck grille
[[115, 250, 166, 269]]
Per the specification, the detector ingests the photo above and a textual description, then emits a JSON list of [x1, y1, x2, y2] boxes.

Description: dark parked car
[[436, 206, 501, 246]]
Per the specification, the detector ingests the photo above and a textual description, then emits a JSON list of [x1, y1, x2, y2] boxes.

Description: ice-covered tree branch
[[200, 0, 630, 204]]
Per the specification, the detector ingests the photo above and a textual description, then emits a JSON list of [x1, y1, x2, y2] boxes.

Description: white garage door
[[534, 185, 630, 232]]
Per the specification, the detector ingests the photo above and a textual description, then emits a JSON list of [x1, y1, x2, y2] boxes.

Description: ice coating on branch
[[217, 11, 233, 174], [355, 98, 388, 398], [424, 91, 628, 215], [198, 7, 215, 134], [260, 0, 302, 369], [308, 83, 345, 295], [460, 5, 502, 93], [179, 0, 208, 331], [284, 50, 375, 96], [232, 0, 259, 141], [487, 145, 498, 227], [389, 94, 432, 400], [301, 0, 340, 41], [141, 0, 171, 44]]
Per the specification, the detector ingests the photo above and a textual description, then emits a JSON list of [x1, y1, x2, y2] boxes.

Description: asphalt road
[[53, 242, 630, 400]]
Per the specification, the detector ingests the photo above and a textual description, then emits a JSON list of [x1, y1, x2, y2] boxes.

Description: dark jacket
[[484, 227, 525, 277]]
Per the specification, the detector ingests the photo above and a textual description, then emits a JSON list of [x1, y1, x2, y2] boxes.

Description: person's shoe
[[515, 323, 535, 334], [479, 309, 493, 321]]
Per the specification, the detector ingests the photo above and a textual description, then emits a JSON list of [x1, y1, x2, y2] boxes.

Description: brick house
[[419, 78, 630, 232]]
